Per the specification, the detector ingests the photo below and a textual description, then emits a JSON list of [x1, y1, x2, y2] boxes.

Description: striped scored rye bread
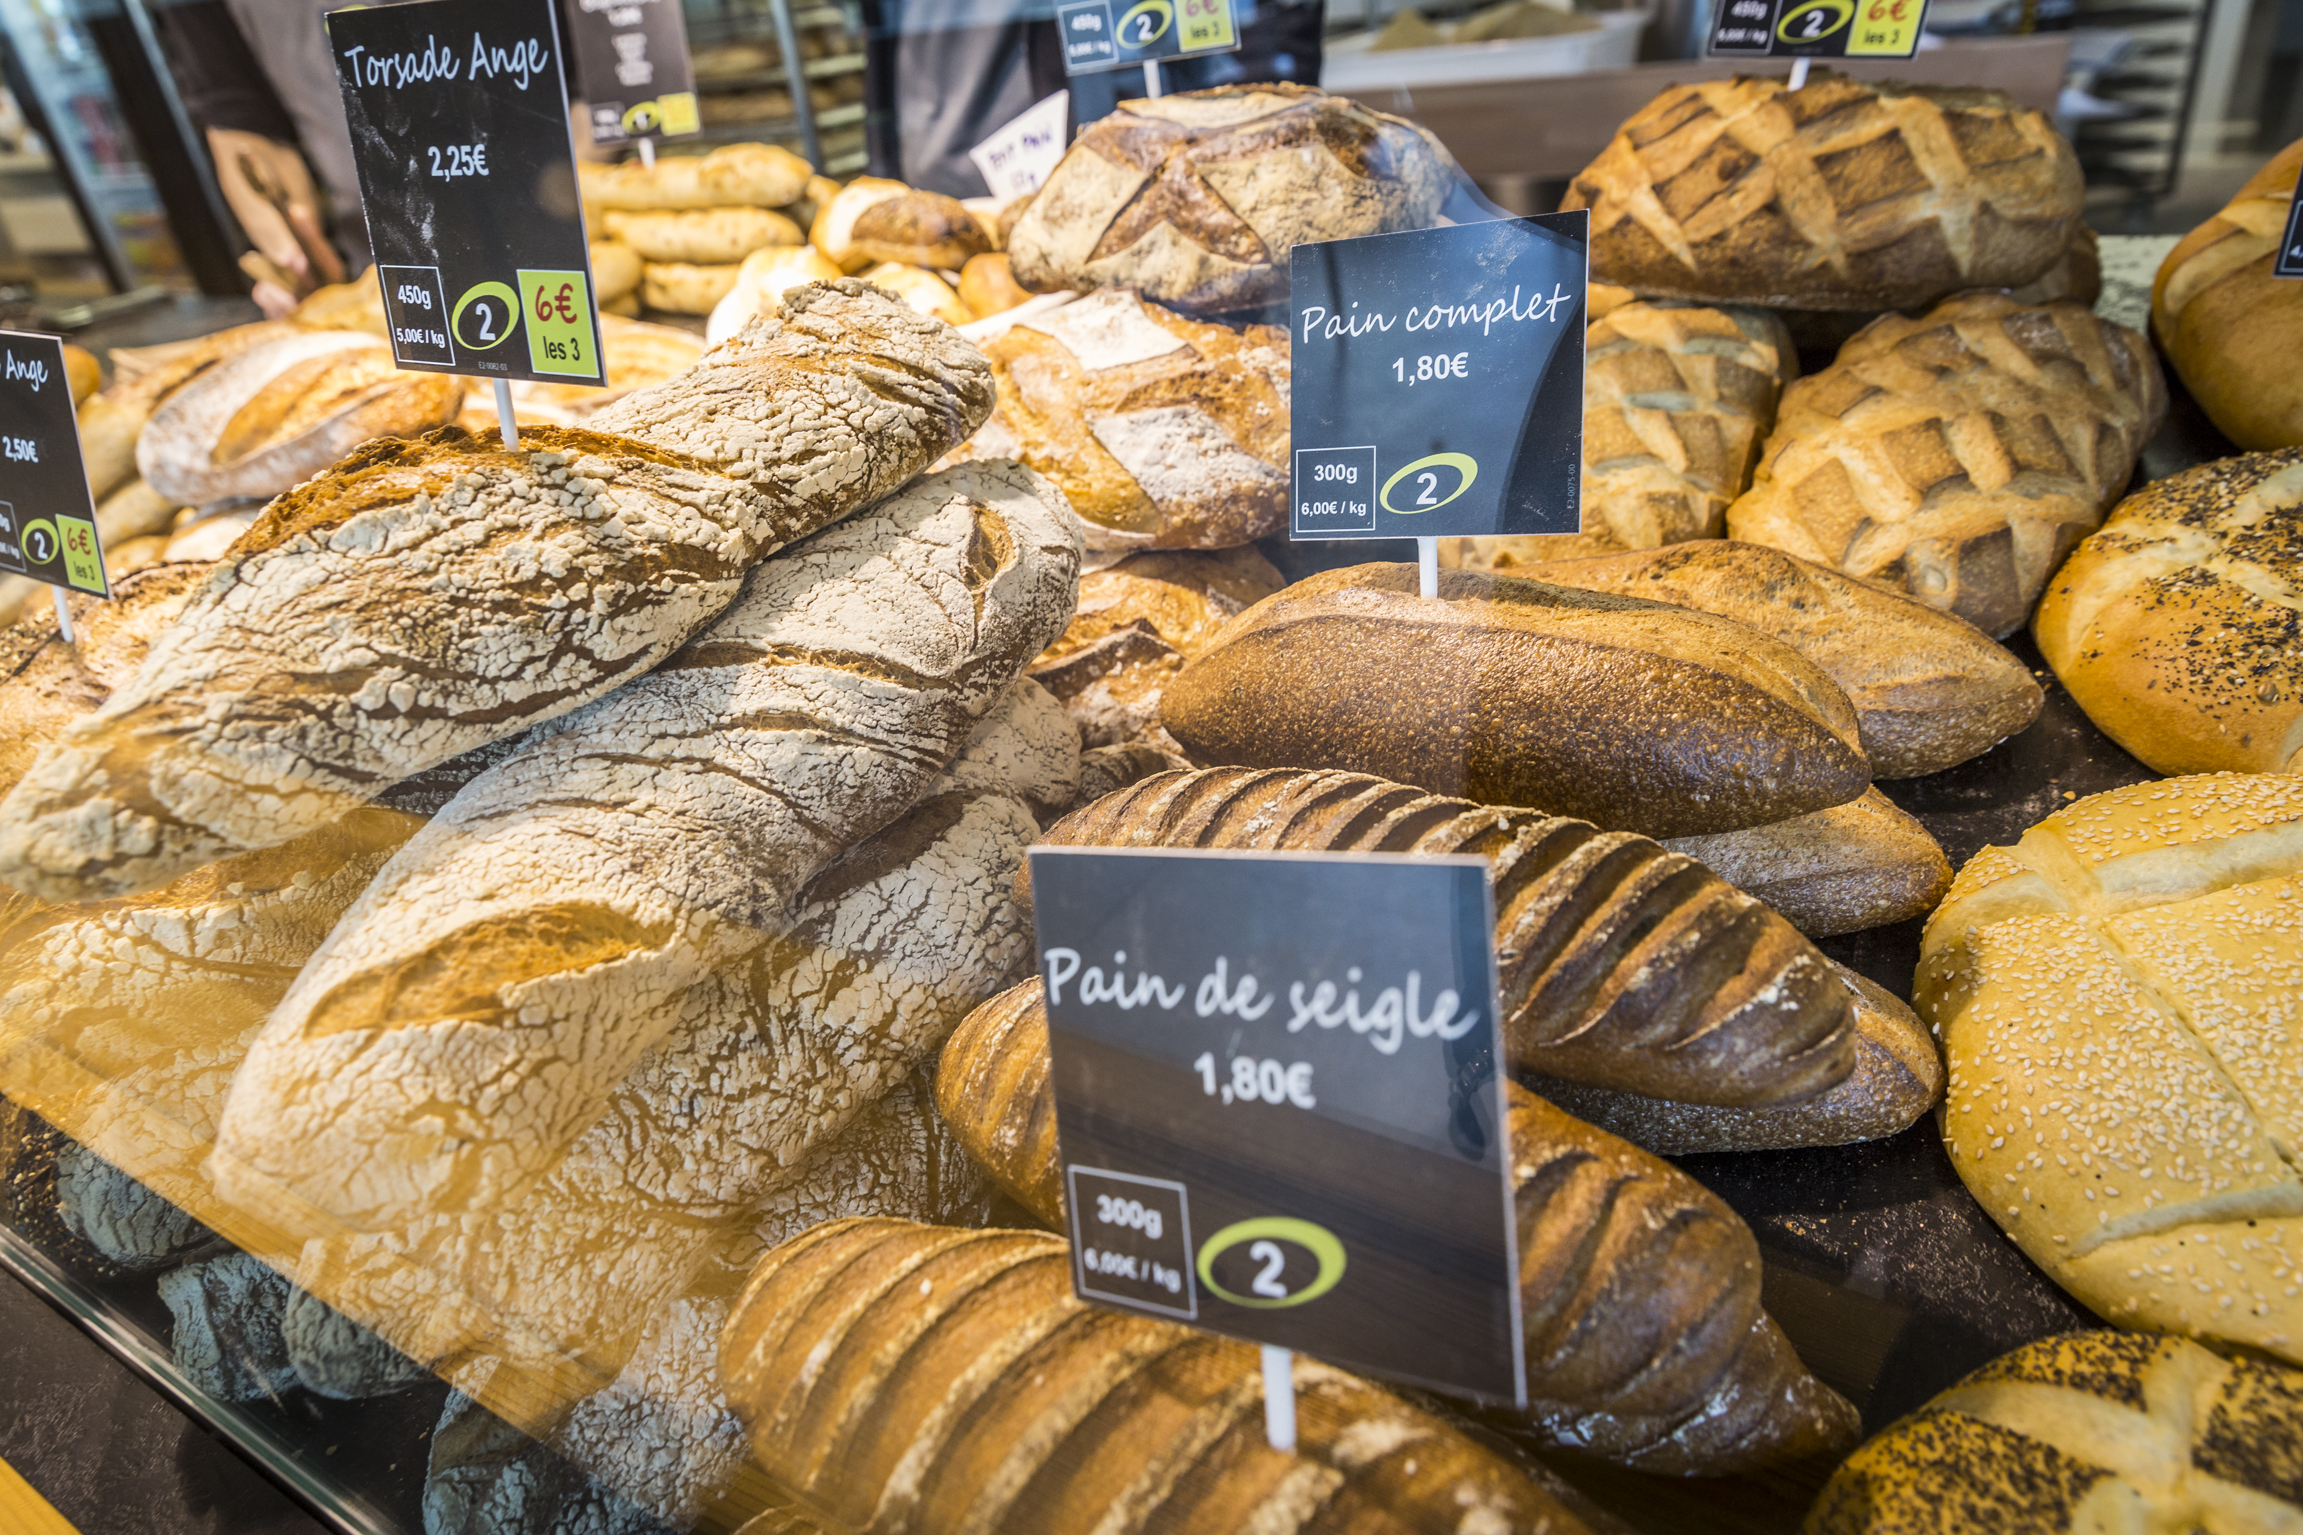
[[0, 281, 995, 903]]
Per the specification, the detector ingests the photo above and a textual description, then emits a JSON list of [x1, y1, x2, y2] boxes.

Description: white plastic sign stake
[[50, 586, 71, 644], [495, 378, 519, 450], [1144, 59, 1163, 97], [637, 136, 656, 169], [1788, 55, 1810, 88], [967, 91, 1069, 201], [1262, 1345, 1296, 1451]]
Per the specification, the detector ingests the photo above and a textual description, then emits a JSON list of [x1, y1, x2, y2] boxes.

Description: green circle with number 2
[[1776, 0, 1852, 41], [452, 281, 521, 351], [1379, 452, 1478, 516], [1196, 1217, 1347, 1309]]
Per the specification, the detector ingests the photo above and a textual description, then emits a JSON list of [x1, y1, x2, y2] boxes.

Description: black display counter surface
[[0, 295, 2246, 1535]]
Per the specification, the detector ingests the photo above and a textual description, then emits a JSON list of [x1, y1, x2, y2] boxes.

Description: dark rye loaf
[[1159, 564, 1871, 839]]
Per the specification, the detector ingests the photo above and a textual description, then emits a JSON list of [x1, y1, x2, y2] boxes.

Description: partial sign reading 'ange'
[[1918, 772, 2303, 1364]]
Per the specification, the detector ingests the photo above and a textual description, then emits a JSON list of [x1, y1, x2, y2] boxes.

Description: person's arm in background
[[149, 0, 343, 314]]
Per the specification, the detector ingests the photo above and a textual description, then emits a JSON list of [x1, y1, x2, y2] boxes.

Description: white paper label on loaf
[[1089, 405, 1284, 509], [1027, 290, 1193, 373]]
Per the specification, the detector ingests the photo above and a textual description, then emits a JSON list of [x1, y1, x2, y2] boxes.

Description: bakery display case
[[686, 0, 869, 175], [5, 59, 2303, 1535]]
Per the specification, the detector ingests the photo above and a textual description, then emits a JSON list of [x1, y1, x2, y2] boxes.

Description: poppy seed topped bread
[[1563, 72, 2082, 311]]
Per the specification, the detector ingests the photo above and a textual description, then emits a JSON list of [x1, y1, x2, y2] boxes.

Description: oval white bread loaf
[[1917, 772, 2303, 1363], [0, 282, 995, 903], [1516, 541, 2044, 778], [210, 462, 1081, 1237], [2034, 448, 2303, 776]]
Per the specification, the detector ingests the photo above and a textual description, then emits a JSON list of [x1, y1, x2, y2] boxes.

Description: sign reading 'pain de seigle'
[[1032, 849, 1525, 1404], [329, 0, 606, 387], [1709, 0, 1931, 59], [1289, 212, 1588, 541], [0, 331, 105, 598]]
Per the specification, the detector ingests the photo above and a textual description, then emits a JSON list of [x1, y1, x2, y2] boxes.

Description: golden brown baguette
[[931, 1004, 1858, 1473], [2151, 137, 2303, 451], [1512, 542, 2043, 778], [1162, 564, 1871, 839], [1529, 964, 1944, 1154], [1660, 788, 1952, 938], [718, 1217, 1612, 1531], [1015, 767, 1855, 1105]]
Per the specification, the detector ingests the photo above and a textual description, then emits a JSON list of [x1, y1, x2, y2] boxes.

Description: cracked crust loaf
[[210, 462, 1080, 1237], [1917, 773, 2303, 1363], [1012, 767, 1857, 1106], [1727, 293, 2163, 638], [719, 1217, 1610, 1534], [1805, 1330, 2303, 1534], [1025, 544, 1283, 748], [1562, 73, 2081, 311], [1516, 541, 2043, 778], [75, 321, 301, 502], [1584, 299, 1796, 546], [2152, 138, 2303, 451], [1006, 83, 1454, 315], [1531, 962, 1943, 1154], [1662, 788, 1951, 937], [1162, 563, 1873, 839], [0, 282, 996, 902], [2034, 449, 2303, 776], [942, 287, 1290, 550]]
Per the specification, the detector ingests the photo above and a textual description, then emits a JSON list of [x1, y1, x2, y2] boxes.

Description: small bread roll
[[589, 240, 642, 303], [603, 291, 640, 318], [601, 206, 802, 265], [1529, 963, 1942, 1154], [809, 177, 908, 272], [1662, 787, 1951, 937], [956, 252, 1029, 318], [705, 245, 846, 342], [857, 262, 970, 326], [639, 260, 743, 315]]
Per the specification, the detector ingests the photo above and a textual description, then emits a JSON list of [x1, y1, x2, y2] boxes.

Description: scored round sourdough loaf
[[1013, 767, 1858, 1105], [1005, 83, 1454, 315], [1917, 773, 2303, 1364], [942, 287, 1291, 550], [1726, 292, 2163, 639], [2034, 448, 2303, 776], [1160, 563, 1872, 839], [1515, 541, 2043, 778], [2152, 137, 2303, 451], [0, 281, 995, 903], [933, 991, 1859, 1473], [1804, 1331, 2303, 1534], [1561, 72, 2082, 311]]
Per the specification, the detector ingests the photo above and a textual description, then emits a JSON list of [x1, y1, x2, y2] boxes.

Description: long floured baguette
[[287, 681, 1068, 1383], [934, 985, 1859, 1474], [0, 281, 995, 902], [1018, 767, 1855, 1106], [212, 462, 1080, 1237]]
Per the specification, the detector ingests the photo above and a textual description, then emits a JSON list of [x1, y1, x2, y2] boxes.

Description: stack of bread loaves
[[578, 142, 829, 316]]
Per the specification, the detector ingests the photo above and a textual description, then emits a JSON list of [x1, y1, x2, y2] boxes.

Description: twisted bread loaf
[[1562, 73, 2081, 311], [0, 282, 995, 902], [1016, 767, 1854, 1103], [212, 463, 1080, 1236], [719, 1217, 1610, 1533], [1726, 293, 2162, 638]]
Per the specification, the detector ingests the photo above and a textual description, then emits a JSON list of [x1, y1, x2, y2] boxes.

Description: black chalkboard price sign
[[1058, 0, 1239, 74], [1032, 848, 1525, 1406], [1709, 0, 1930, 59], [0, 331, 105, 601], [2277, 178, 2303, 280], [328, 0, 605, 388], [1289, 212, 1587, 541], [566, 0, 700, 147]]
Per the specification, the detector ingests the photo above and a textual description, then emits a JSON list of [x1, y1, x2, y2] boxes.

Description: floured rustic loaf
[[930, 1013, 1857, 1474], [1584, 298, 1795, 546], [137, 331, 461, 506], [1162, 563, 1873, 838], [578, 142, 813, 211], [1563, 73, 2082, 311], [1026, 544, 1283, 746], [211, 462, 1080, 1236], [1015, 767, 1857, 1105], [0, 281, 994, 902], [720, 1218, 1611, 1532], [1727, 293, 2163, 638], [1532, 962, 1942, 1153], [75, 321, 299, 501], [1006, 82, 1454, 314], [1806, 1331, 2303, 1534], [1517, 541, 2043, 778], [1917, 773, 2303, 1363], [0, 563, 208, 797], [945, 287, 1290, 548], [2035, 449, 2303, 776], [2152, 137, 2303, 451]]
